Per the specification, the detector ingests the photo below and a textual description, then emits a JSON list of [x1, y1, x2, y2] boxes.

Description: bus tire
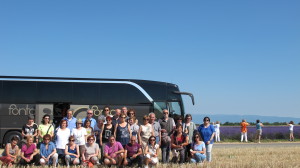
[[3, 131, 22, 147]]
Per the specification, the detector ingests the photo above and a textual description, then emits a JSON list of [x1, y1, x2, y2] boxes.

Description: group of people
[[0, 106, 216, 167]]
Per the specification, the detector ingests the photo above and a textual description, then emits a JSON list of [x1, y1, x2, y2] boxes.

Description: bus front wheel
[[3, 131, 22, 147]]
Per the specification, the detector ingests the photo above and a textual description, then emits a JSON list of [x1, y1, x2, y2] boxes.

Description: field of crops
[[219, 125, 300, 141], [1, 144, 300, 168]]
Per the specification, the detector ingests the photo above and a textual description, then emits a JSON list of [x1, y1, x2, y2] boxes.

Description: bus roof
[[0, 75, 177, 86]]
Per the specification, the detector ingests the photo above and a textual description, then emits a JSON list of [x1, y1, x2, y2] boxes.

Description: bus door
[[153, 101, 182, 119], [168, 102, 182, 117]]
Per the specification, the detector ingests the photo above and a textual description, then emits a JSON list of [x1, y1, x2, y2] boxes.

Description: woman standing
[[65, 136, 80, 167], [255, 120, 263, 143], [100, 116, 115, 161], [55, 120, 71, 159], [138, 115, 154, 150], [0, 136, 19, 166], [171, 124, 189, 163], [214, 121, 221, 142], [288, 121, 294, 141], [183, 114, 197, 160], [197, 117, 215, 162], [38, 114, 54, 143], [114, 114, 131, 147], [190, 132, 206, 163], [71, 119, 87, 156]]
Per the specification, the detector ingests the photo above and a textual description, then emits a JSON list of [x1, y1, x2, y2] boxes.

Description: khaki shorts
[[256, 129, 262, 136]]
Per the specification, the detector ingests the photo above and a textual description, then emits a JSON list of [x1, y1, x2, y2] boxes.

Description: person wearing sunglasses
[[127, 109, 139, 124], [71, 119, 87, 157], [190, 132, 206, 163], [197, 117, 215, 162], [82, 110, 97, 130], [123, 136, 143, 167], [38, 114, 54, 143], [82, 135, 100, 166], [144, 136, 160, 168], [158, 109, 175, 163], [65, 135, 80, 167], [114, 114, 131, 147], [138, 115, 154, 150], [39, 134, 58, 167]]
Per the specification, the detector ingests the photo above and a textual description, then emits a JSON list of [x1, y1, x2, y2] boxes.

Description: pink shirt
[[104, 141, 123, 158], [21, 144, 36, 159]]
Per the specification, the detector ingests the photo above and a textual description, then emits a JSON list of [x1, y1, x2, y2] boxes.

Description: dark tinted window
[[3, 81, 37, 103], [134, 81, 167, 101], [167, 83, 182, 101], [37, 82, 72, 103], [0, 81, 2, 102], [73, 83, 100, 104], [100, 83, 149, 105]]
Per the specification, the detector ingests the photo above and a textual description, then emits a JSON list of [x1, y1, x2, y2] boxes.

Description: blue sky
[[0, 0, 299, 118]]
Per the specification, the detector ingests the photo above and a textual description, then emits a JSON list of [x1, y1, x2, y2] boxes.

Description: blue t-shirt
[[193, 141, 206, 151], [63, 117, 77, 132], [198, 124, 215, 144], [40, 141, 57, 164], [256, 123, 262, 130]]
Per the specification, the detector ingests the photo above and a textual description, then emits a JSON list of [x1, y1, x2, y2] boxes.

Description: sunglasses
[[204, 120, 210, 121], [195, 136, 199, 138], [69, 140, 75, 142], [129, 113, 134, 115], [88, 139, 94, 141], [104, 109, 109, 111]]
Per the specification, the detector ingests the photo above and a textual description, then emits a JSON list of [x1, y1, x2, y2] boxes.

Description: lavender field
[[219, 126, 300, 141]]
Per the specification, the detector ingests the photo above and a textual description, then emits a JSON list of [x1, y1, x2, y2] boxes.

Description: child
[[129, 116, 139, 142], [84, 119, 94, 137]]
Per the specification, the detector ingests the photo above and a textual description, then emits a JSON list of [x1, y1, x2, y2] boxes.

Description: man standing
[[123, 136, 143, 167], [149, 113, 161, 145], [112, 109, 121, 126], [63, 109, 77, 131], [158, 109, 175, 163], [82, 110, 97, 129]]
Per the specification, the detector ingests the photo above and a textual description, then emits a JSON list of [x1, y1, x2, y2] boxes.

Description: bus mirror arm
[[173, 91, 195, 105]]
